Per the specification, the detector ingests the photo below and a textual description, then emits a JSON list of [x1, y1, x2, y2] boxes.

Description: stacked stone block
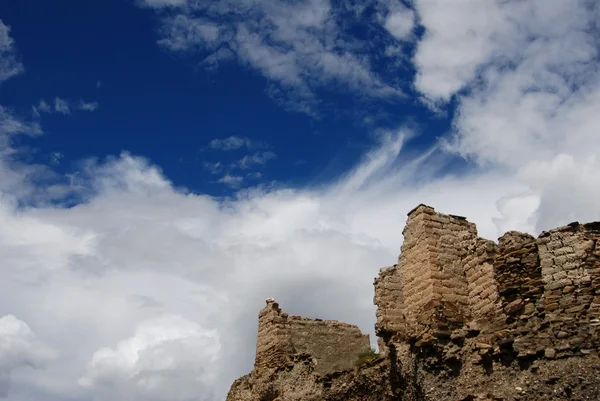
[[537, 222, 600, 356], [288, 316, 371, 373], [255, 298, 295, 370], [254, 299, 371, 375], [374, 205, 600, 362], [463, 237, 503, 330], [374, 204, 479, 340]]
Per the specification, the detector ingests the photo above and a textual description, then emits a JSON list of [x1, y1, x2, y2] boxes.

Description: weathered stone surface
[[227, 204, 600, 401]]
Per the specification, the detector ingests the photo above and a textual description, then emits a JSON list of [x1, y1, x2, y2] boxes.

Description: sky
[[0, 0, 599, 400]]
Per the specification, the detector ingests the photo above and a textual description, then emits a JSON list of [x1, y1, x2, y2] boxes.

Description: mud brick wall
[[492, 231, 545, 356], [288, 316, 370, 374], [463, 237, 504, 331], [394, 205, 437, 338], [254, 299, 371, 374], [374, 205, 482, 340], [255, 299, 295, 370], [429, 211, 476, 332], [374, 204, 600, 363], [374, 265, 405, 336]]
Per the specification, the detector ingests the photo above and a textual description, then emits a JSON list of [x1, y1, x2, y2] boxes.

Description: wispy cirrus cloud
[[217, 174, 244, 188], [140, 0, 404, 115], [235, 151, 276, 169]]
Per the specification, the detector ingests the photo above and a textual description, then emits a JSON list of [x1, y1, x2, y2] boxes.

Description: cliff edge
[[226, 204, 600, 401]]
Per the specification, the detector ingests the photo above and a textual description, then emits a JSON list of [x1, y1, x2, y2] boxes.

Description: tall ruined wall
[[374, 204, 484, 340]]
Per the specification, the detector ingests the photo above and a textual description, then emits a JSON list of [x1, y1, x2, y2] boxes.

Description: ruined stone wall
[[255, 299, 295, 370], [371, 205, 600, 400], [374, 204, 482, 340], [288, 316, 370, 374], [393, 205, 435, 337], [537, 222, 600, 356], [373, 265, 405, 337], [463, 237, 503, 330], [230, 205, 600, 401], [254, 299, 370, 375]]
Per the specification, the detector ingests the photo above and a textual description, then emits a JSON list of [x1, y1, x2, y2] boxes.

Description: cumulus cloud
[[0, 315, 55, 397], [412, 0, 600, 231], [79, 315, 220, 401], [0, 21, 23, 83], [0, 129, 531, 401], [378, 0, 415, 41]]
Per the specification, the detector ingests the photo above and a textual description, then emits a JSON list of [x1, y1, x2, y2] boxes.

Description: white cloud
[[413, 0, 600, 231], [236, 151, 276, 169], [0, 21, 23, 83], [379, 1, 415, 41], [202, 161, 222, 174], [0, 315, 55, 398], [145, 0, 403, 114], [209, 136, 251, 151], [217, 174, 243, 187], [1, 2, 600, 401], [53, 98, 70, 115], [0, 127, 595, 401], [79, 315, 220, 401], [78, 100, 99, 112], [139, 0, 187, 9], [412, 0, 512, 102], [158, 15, 220, 52], [33, 98, 99, 116]]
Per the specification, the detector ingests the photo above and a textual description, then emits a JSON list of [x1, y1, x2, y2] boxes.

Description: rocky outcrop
[[226, 205, 600, 401]]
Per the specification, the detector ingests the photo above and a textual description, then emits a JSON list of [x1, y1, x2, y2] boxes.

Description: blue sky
[[1, 1, 600, 401], [1, 0, 452, 197]]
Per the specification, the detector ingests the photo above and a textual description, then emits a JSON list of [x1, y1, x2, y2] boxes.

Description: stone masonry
[[227, 204, 600, 401], [255, 298, 371, 374]]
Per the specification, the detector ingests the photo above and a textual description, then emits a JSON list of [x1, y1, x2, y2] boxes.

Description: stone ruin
[[226, 204, 600, 401], [255, 298, 371, 374]]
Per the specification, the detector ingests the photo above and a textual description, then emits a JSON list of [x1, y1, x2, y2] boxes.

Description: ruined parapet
[[288, 316, 371, 373], [254, 298, 371, 374]]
